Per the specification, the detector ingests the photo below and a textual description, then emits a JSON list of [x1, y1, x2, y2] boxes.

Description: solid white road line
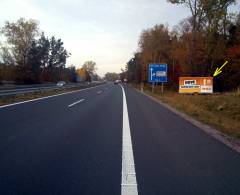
[[0, 85, 103, 109], [68, 99, 85, 107], [120, 85, 138, 195]]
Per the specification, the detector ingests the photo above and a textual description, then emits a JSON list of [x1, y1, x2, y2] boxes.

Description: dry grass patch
[[134, 84, 240, 139]]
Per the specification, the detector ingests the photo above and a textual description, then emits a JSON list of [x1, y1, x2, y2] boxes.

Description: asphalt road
[[0, 83, 240, 195]]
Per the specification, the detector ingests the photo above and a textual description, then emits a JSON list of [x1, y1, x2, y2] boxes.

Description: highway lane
[[0, 83, 240, 195], [0, 83, 122, 195], [125, 86, 240, 195]]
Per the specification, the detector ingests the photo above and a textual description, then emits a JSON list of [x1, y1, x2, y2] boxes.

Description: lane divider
[[120, 85, 139, 195], [68, 99, 85, 108], [97, 90, 103, 95]]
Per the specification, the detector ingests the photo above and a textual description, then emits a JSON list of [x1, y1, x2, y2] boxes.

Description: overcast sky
[[0, 0, 239, 76]]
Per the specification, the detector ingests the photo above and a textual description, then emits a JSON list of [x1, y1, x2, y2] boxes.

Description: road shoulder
[[132, 87, 240, 154]]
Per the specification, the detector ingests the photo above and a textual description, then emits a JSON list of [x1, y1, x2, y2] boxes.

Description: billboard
[[179, 77, 213, 94]]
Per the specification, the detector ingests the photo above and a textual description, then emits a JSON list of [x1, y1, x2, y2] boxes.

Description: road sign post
[[148, 64, 168, 94], [141, 82, 144, 93], [161, 82, 163, 95], [152, 82, 155, 93]]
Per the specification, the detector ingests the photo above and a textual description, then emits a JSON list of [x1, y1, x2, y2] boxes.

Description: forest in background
[[126, 0, 240, 91], [0, 18, 77, 84], [0, 18, 99, 84]]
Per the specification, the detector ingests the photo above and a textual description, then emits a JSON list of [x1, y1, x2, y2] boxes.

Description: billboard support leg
[[152, 82, 155, 93]]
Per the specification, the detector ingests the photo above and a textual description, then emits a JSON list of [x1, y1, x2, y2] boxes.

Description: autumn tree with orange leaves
[[126, 0, 240, 91]]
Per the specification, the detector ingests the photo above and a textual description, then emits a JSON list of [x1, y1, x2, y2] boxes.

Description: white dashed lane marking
[[68, 99, 85, 107], [97, 90, 103, 95]]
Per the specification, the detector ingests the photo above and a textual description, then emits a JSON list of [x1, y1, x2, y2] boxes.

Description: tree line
[[104, 72, 119, 81], [0, 18, 75, 84], [126, 0, 240, 91], [0, 18, 99, 84]]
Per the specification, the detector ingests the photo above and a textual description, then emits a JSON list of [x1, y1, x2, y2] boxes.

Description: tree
[[1, 18, 39, 67], [124, 1, 239, 91], [201, 0, 235, 76], [104, 72, 119, 81], [1, 18, 39, 83], [85, 70, 92, 82], [0, 46, 14, 66], [27, 33, 50, 83], [48, 36, 68, 69], [68, 65, 77, 82], [167, 0, 205, 31], [36, 33, 50, 69], [82, 61, 97, 75], [168, 0, 205, 70], [0, 46, 16, 82], [48, 36, 69, 82], [0, 18, 71, 84], [137, 24, 171, 82], [139, 24, 171, 64], [92, 74, 100, 81], [167, 0, 236, 75], [126, 53, 142, 83], [223, 13, 240, 91]]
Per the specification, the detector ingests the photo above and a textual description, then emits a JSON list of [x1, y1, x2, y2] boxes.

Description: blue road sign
[[148, 64, 168, 83]]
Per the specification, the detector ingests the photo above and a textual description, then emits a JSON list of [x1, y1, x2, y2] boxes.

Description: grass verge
[[134, 84, 240, 139]]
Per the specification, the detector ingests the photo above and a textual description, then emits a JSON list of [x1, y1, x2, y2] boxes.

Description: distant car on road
[[56, 81, 66, 87], [114, 80, 121, 84]]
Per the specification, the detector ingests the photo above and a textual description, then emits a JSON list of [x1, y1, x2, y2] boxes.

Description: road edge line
[[0, 85, 103, 109], [132, 87, 240, 154], [121, 85, 139, 195]]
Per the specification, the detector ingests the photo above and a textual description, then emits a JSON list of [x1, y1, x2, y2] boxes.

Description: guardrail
[[0, 82, 105, 97]]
